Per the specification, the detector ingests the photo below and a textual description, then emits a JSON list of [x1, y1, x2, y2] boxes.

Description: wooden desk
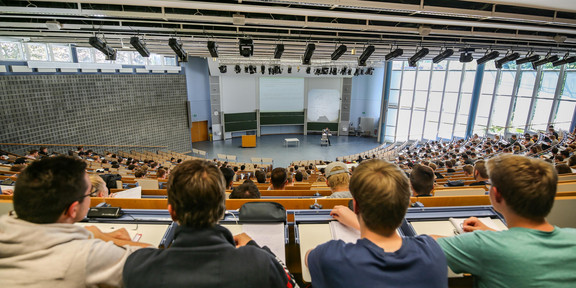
[[242, 135, 257, 148]]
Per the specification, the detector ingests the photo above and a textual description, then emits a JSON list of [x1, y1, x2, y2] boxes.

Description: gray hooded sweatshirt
[[0, 214, 138, 287]]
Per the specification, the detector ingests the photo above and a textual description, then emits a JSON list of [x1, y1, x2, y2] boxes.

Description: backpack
[[99, 174, 122, 189]]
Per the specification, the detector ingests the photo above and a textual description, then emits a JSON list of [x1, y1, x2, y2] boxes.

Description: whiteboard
[[259, 77, 304, 112], [307, 89, 340, 122]]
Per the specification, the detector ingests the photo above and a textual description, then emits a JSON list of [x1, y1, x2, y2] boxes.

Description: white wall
[[220, 76, 258, 113]]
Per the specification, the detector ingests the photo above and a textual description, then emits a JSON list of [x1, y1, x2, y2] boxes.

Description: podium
[[242, 135, 256, 148]]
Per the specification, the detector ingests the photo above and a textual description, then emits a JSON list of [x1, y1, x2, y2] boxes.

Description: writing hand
[[462, 217, 494, 232], [233, 232, 253, 248], [330, 205, 360, 231]]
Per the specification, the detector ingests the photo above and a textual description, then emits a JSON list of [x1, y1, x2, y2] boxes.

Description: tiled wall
[[0, 74, 191, 155]]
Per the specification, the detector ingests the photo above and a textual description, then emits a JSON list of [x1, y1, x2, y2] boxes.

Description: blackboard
[[224, 112, 257, 132], [260, 111, 305, 125]]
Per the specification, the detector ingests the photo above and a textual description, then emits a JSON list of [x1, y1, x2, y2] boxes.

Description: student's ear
[[65, 201, 80, 220], [490, 186, 503, 204], [167, 204, 178, 222], [352, 199, 360, 215]]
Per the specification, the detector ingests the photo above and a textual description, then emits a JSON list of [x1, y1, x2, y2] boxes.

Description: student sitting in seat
[[0, 156, 149, 287], [268, 167, 288, 190], [434, 154, 576, 287], [469, 160, 489, 186], [90, 174, 110, 197], [324, 162, 352, 199], [306, 159, 447, 288], [229, 180, 261, 199], [410, 164, 435, 197], [123, 160, 296, 288]]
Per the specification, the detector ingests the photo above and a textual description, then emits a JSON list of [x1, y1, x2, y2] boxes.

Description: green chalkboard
[[260, 111, 305, 125], [307, 122, 338, 131], [224, 112, 257, 132]]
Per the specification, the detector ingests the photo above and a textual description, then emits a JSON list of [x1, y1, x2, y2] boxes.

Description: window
[[50, 44, 71, 62], [77, 47, 94, 63], [26, 43, 49, 61], [0, 41, 23, 60]]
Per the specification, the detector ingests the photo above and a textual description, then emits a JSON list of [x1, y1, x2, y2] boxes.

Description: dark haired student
[[0, 156, 148, 287]]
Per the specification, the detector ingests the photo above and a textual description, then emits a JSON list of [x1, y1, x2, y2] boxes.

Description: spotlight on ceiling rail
[[552, 52, 576, 67], [459, 48, 474, 63], [218, 65, 227, 73], [239, 38, 253, 57], [408, 47, 429, 67], [432, 48, 454, 64], [89, 36, 117, 61], [495, 52, 520, 69], [207, 41, 218, 58], [303, 43, 315, 65], [331, 44, 347, 61], [168, 38, 187, 62], [477, 50, 500, 65], [385, 48, 403, 61], [358, 45, 375, 66], [130, 36, 150, 57], [516, 51, 540, 65], [532, 52, 559, 69], [274, 44, 284, 59]]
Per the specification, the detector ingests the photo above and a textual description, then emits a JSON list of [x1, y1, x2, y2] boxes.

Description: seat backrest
[[135, 179, 159, 190], [434, 188, 487, 196]]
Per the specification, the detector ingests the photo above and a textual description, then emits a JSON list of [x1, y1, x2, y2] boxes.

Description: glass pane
[[442, 92, 458, 114], [476, 94, 493, 117], [416, 71, 431, 91], [560, 72, 576, 100], [26, 43, 49, 61], [427, 92, 443, 111], [0, 42, 23, 60], [445, 71, 462, 92], [438, 122, 453, 139], [449, 61, 463, 70], [115, 51, 131, 64], [50, 44, 71, 62], [530, 99, 553, 131], [390, 71, 402, 90], [388, 90, 400, 106], [517, 71, 537, 97], [414, 91, 428, 109], [430, 71, 446, 91], [481, 70, 497, 95], [164, 56, 176, 66], [399, 90, 413, 108], [509, 97, 531, 134], [497, 71, 516, 95], [489, 96, 512, 133], [94, 50, 108, 63], [150, 55, 163, 65], [461, 71, 475, 93], [396, 109, 412, 141], [457, 93, 472, 116], [474, 117, 489, 136], [385, 126, 396, 142], [538, 71, 559, 99], [410, 111, 425, 140], [402, 71, 416, 89], [484, 61, 497, 71], [423, 114, 439, 140], [418, 60, 432, 70], [553, 100, 576, 131], [386, 108, 397, 124], [433, 62, 448, 70], [465, 61, 478, 71], [77, 48, 93, 63], [454, 124, 467, 138], [392, 61, 403, 70], [133, 52, 147, 65]]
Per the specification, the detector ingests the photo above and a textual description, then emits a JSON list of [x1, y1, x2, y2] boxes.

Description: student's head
[[167, 160, 225, 228], [229, 182, 261, 199], [13, 156, 90, 224], [324, 162, 350, 190], [255, 170, 267, 184], [220, 167, 235, 189], [473, 160, 488, 179], [409, 164, 435, 196], [90, 174, 109, 197], [486, 154, 557, 221], [270, 167, 288, 189], [462, 164, 474, 177], [157, 167, 167, 179], [134, 169, 147, 178], [350, 159, 410, 233], [295, 171, 304, 182], [555, 163, 572, 175]]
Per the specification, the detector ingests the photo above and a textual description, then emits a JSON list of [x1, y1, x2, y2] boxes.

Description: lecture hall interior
[[1, 0, 576, 287]]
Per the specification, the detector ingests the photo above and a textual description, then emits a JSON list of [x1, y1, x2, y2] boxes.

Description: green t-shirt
[[437, 227, 576, 288]]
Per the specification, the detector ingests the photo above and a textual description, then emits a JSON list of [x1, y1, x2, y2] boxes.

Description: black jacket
[[123, 225, 289, 288]]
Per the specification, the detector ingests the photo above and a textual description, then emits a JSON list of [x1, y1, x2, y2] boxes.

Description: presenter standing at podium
[[322, 127, 331, 146]]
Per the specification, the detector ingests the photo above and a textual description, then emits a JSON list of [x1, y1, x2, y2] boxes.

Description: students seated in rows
[[435, 154, 576, 287], [410, 164, 435, 197], [123, 160, 296, 288], [229, 180, 261, 199], [306, 159, 447, 288], [90, 174, 110, 197], [0, 156, 148, 287], [323, 162, 352, 199], [469, 160, 489, 186]]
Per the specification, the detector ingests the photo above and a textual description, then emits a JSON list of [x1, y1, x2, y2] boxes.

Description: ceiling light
[[358, 45, 375, 66], [408, 47, 429, 67], [477, 50, 500, 65], [169, 38, 188, 62], [235, 65, 241, 73], [432, 48, 454, 63], [207, 41, 218, 58], [552, 53, 576, 67], [385, 48, 403, 61], [239, 38, 253, 57], [89, 36, 116, 61], [532, 52, 559, 69], [261, 65, 265, 74], [331, 44, 347, 61], [459, 48, 474, 63], [130, 36, 150, 58], [218, 65, 227, 73], [516, 51, 540, 65], [274, 44, 284, 59], [303, 43, 315, 65], [495, 52, 520, 69]]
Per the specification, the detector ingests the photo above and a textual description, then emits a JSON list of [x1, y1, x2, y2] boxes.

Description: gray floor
[[191, 134, 381, 168]]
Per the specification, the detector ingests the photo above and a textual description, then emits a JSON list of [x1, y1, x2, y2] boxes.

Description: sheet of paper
[[111, 186, 141, 198], [449, 217, 508, 234], [76, 222, 169, 246], [329, 221, 360, 243], [222, 223, 286, 264]]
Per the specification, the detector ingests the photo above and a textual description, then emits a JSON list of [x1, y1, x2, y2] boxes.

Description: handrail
[[0, 143, 167, 148]]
